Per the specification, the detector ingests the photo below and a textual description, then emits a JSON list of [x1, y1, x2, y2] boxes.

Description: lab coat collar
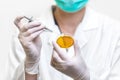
[[81, 6, 100, 31], [74, 6, 100, 48], [74, 29, 88, 49]]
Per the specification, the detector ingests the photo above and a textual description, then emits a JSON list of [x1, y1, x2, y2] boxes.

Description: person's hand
[[14, 16, 45, 74], [51, 40, 90, 80]]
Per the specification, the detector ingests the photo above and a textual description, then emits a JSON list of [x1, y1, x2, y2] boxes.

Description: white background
[[0, 0, 120, 80]]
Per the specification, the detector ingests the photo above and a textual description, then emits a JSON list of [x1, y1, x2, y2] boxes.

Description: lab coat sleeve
[[8, 32, 26, 80], [108, 37, 120, 80]]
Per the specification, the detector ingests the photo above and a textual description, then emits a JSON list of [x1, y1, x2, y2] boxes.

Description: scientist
[[8, 0, 120, 80]]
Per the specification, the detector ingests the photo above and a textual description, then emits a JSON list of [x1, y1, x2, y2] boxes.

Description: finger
[[21, 21, 41, 32], [74, 40, 81, 56], [14, 16, 24, 29], [52, 41, 69, 61], [23, 25, 46, 36], [51, 53, 63, 70], [51, 51, 67, 70], [26, 30, 44, 41], [52, 51, 64, 63]]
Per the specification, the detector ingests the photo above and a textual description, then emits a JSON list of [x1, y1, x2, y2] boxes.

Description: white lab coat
[[7, 6, 120, 80]]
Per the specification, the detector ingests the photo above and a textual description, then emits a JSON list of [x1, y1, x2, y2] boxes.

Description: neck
[[54, 6, 86, 35]]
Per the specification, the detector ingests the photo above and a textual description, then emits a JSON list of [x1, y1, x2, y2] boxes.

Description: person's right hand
[[14, 16, 45, 64]]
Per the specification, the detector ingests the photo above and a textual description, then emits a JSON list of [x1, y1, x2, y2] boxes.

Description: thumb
[[74, 40, 81, 56], [52, 41, 69, 61]]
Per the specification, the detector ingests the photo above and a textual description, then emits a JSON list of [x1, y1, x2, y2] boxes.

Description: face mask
[[55, 0, 88, 13]]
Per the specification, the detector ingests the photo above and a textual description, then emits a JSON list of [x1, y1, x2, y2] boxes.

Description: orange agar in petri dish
[[56, 35, 74, 48]]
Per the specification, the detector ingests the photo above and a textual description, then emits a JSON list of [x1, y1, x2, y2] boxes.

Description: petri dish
[[56, 35, 74, 48]]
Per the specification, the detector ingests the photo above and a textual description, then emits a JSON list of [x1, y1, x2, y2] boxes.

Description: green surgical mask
[[55, 0, 88, 13]]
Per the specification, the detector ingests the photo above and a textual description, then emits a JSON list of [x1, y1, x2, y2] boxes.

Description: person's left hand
[[51, 40, 90, 80]]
